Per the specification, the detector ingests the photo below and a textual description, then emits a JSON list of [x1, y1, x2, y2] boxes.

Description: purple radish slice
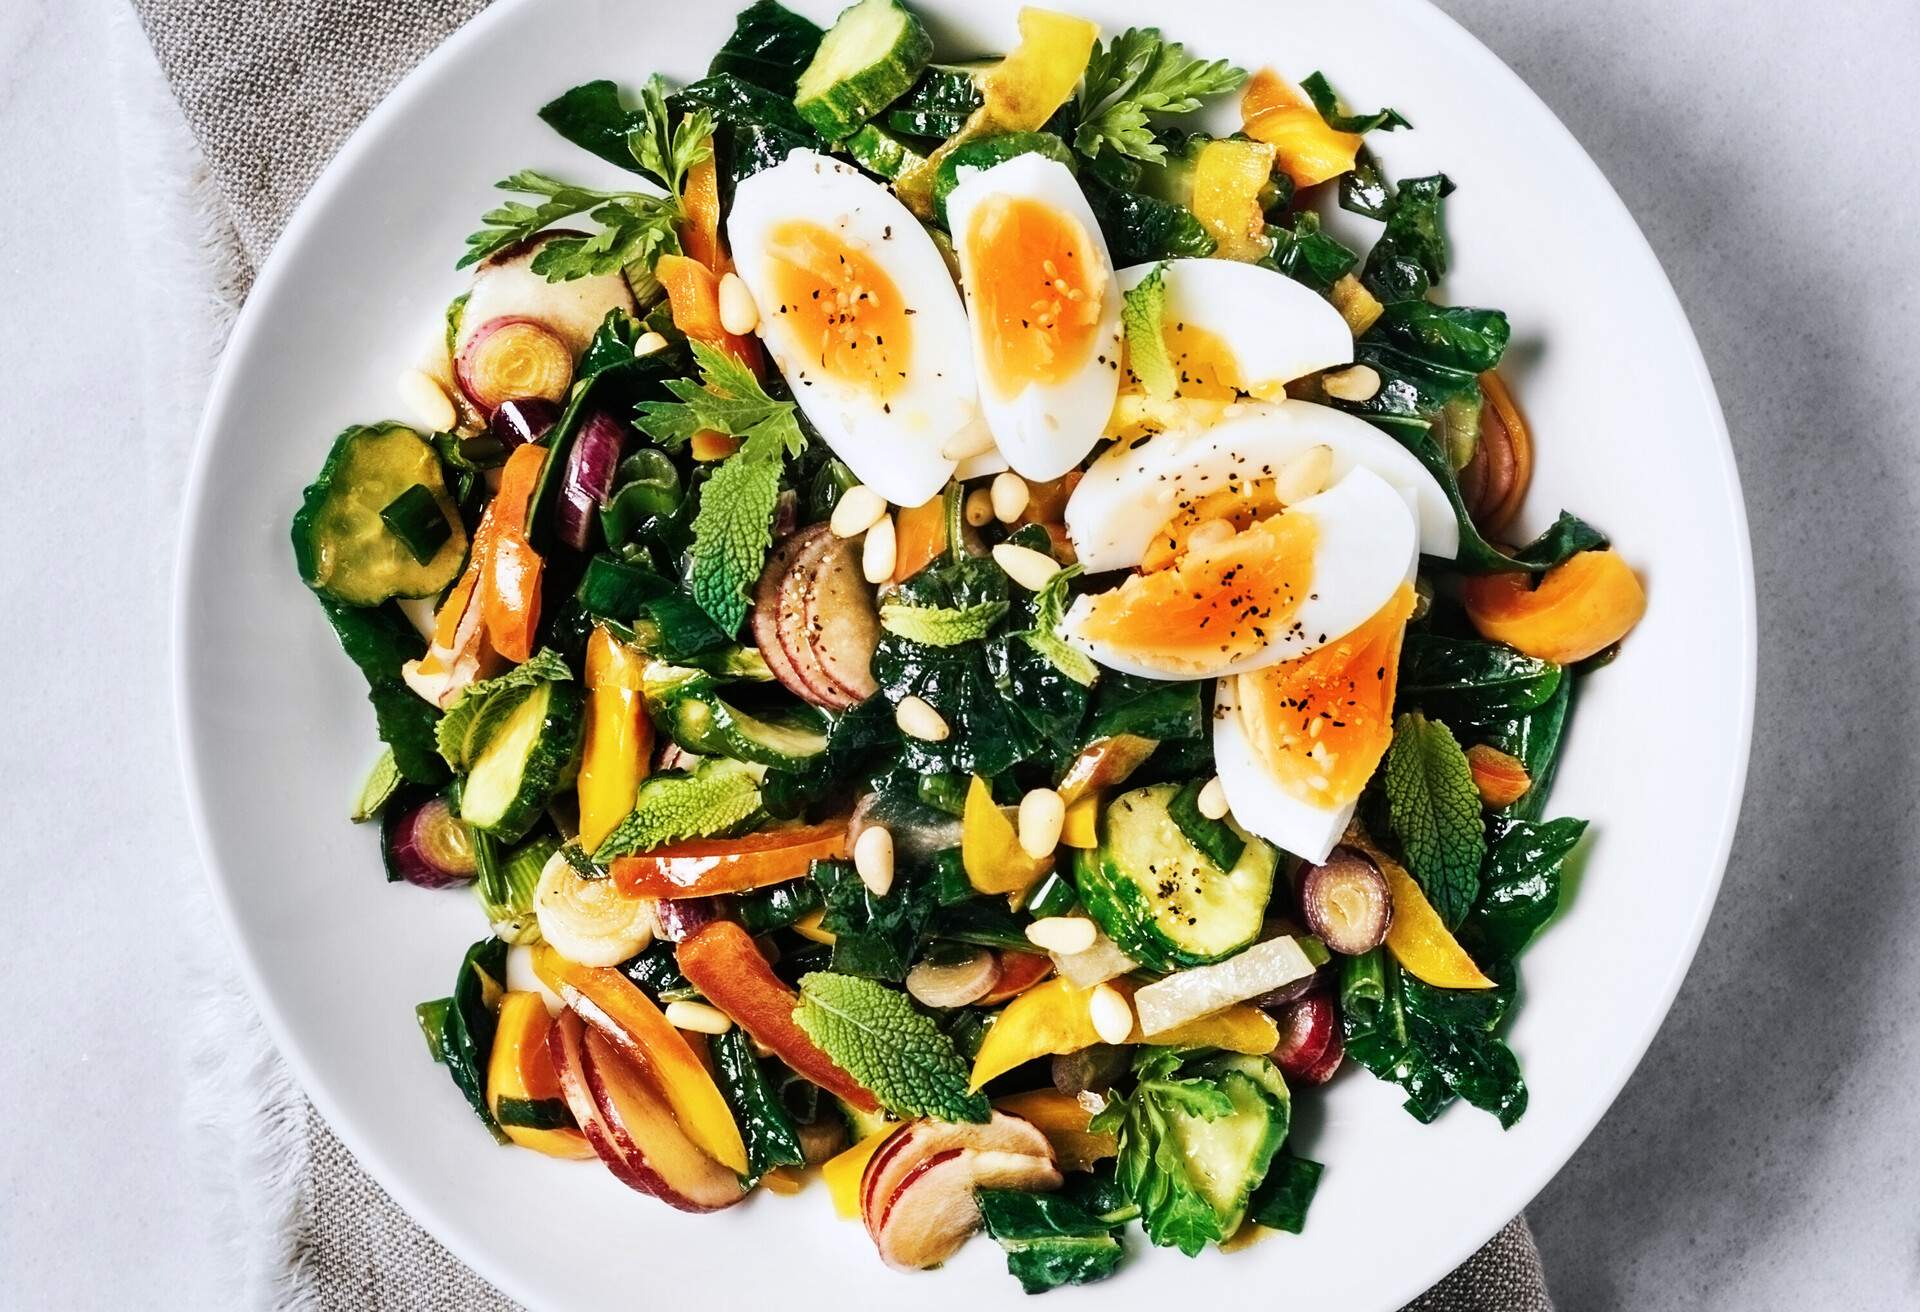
[[1271, 992, 1335, 1080], [490, 397, 560, 450], [1300, 847, 1393, 956], [456, 316, 573, 415], [1250, 970, 1324, 1011], [801, 533, 881, 703], [752, 532, 826, 705], [382, 794, 477, 888], [1299, 1021, 1345, 1085], [555, 410, 628, 552], [652, 897, 723, 943], [774, 527, 862, 710]]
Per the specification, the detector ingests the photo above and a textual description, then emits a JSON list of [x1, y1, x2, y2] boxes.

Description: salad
[[291, 0, 1648, 1292]]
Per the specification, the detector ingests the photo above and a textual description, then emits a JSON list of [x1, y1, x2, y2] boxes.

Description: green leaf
[[1247, 1152, 1323, 1233], [1299, 71, 1410, 134], [1121, 262, 1176, 399], [627, 75, 714, 201], [791, 973, 989, 1122], [812, 858, 935, 983], [878, 598, 1008, 646], [538, 80, 649, 174], [1018, 562, 1100, 688], [1397, 635, 1563, 719], [1075, 28, 1247, 164], [1383, 427, 1605, 576], [687, 437, 785, 634], [1167, 778, 1245, 872], [1382, 712, 1485, 928], [1362, 173, 1453, 303], [1465, 817, 1587, 960], [1266, 210, 1359, 293], [706, 0, 825, 95], [435, 648, 574, 772], [977, 1190, 1126, 1294], [591, 757, 765, 860], [709, 1027, 807, 1183], [457, 171, 681, 276], [311, 598, 448, 786]]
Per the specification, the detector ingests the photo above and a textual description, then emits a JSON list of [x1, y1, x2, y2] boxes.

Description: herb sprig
[[1073, 28, 1247, 164]]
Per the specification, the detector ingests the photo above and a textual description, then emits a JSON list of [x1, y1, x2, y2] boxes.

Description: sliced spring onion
[[379, 483, 454, 566]]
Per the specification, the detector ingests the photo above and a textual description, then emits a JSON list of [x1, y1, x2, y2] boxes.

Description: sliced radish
[[456, 316, 573, 415], [774, 527, 862, 709], [381, 794, 476, 888], [1271, 992, 1337, 1080], [801, 533, 881, 702], [1299, 1019, 1345, 1085], [872, 1148, 1062, 1270], [752, 532, 830, 704], [546, 1010, 661, 1199], [978, 950, 1054, 1005], [580, 1025, 746, 1212], [859, 1111, 1052, 1231]]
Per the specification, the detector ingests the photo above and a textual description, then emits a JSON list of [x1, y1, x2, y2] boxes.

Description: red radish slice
[[1299, 1020, 1345, 1085], [871, 1148, 1062, 1270], [546, 1010, 661, 1199], [580, 1025, 746, 1212], [752, 533, 827, 704], [554, 410, 627, 551], [774, 527, 862, 709], [859, 1111, 1052, 1232], [1271, 992, 1337, 1080], [456, 317, 573, 415], [801, 534, 881, 702]]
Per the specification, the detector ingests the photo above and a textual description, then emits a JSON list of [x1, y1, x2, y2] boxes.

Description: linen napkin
[[130, 0, 1554, 1305]]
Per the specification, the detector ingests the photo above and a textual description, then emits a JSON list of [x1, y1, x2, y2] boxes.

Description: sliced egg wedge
[[1115, 258, 1354, 399]]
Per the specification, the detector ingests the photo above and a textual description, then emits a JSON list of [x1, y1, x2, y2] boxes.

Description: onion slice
[[1300, 847, 1393, 956], [555, 410, 628, 551], [381, 794, 476, 888], [456, 316, 574, 414]]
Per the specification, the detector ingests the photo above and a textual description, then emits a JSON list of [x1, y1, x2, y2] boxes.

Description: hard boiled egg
[[1065, 399, 1459, 571], [728, 150, 978, 507], [946, 153, 1124, 482], [1062, 465, 1418, 681], [1115, 258, 1353, 399], [1212, 582, 1418, 863]]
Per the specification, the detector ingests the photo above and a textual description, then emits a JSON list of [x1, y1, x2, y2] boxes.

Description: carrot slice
[[679, 149, 726, 272], [657, 253, 761, 369], [609, 817, 851, 898], [890, 495, 947, 584]]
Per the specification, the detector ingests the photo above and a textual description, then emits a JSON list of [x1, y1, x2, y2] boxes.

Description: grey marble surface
[[3, 0, 1918, 1308]]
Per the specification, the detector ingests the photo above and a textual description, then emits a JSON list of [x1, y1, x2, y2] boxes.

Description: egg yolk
[[1235, 582, 1416, 808], [963, 196, 1108, 398], [1124, 320, 1243, 400], [1141, 479, 1286, 573], [762, 220, 912, 401], [1074, 512, 1318, 673]]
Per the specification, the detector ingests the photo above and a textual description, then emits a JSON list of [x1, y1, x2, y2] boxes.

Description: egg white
[[946, 154, 1124, 483], [1114, 258, 1353, 396], [1062, 465, 1418, 681], [1065, 399, 1459, 571], [727, 150, 978, 507], [1212, 677, 1352, 864]]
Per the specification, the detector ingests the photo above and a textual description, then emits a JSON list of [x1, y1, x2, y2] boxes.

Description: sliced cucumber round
[[646, 664, 830, 770], [293, 423, 467, 606], [1168, 1057, 1290, 1237], [458, 681, 585, 841], [794, 0, 934, 140], [1074, 782, 1275, 971]]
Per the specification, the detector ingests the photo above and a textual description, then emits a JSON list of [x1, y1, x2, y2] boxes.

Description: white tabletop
[[4, 0, 1917, 1307]]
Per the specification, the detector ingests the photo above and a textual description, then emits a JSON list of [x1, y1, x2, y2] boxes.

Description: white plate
[[173, 1, 1754, 1306]]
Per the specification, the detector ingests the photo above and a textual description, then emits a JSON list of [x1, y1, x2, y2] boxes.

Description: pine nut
[[717, 272, 760, 336], [1197, 776, 1230, 820], [964, 488, 994, 527], [992, 543, 1060, 592], [940, 424, 997, 461], [664, 1000, 733, 1035], [854, 825, 896, 897], [895, 695, 950, 741], [397, 369, 456, 433], [1321, 364, 1382, 403], [1089, 983, 1134, 1046], [990, 472, 1030, 523], [1274, 444, 1335, 504], [830, 484, 889, 538], [1017, 787, 1066, 859], [1186, 519, 1236, 553], [862, 513, 897, 583], [632, 330, 670, 357], [1025, 915, 1096, 955]]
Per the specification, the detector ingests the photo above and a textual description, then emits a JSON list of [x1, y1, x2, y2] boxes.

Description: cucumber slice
[[459, 682, 585, 841], [843, 122, 927, 181], [794, 0, 934, 140], [1075, 782, 1275, 971], [648, 666, 829, 770], [1166, 1059, 1289, 1237], [293, 423, 467, 606], [931, 131, 1076, 226]]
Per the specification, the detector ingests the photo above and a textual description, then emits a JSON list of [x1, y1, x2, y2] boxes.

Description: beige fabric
[[130, 0, 1553, 1305]]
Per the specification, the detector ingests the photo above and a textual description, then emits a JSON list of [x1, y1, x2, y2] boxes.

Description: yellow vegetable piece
[[1370, 846, 1495, 990], [994, 1089, 1116, 1171], [1142, 1004, 1279, 1054], [488, 992, 595, 1160], [577, 626, 652, 850], [963, 774, 1052, 896], [1060, 794, 1101, 849], [823, 1127, 895, 1218], [791, 908, 837, 945], [1241, 69, 1363, 189], [759, 1166, 805, 1196], [1460, 550, 1648, 665], [690, 431, 741, 462], [1191, 138, 1278, 263], [981, 8, 1100, 130], [1329, 273, 1384, 338]]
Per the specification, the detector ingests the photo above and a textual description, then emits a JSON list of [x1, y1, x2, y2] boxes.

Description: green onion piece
[[494, 1095, 576, 1130], [1167, 778, 1246, 871], [1022, 870, 1078, 920], [415, 998, 453, 1064], [380, 483, 453, 564]]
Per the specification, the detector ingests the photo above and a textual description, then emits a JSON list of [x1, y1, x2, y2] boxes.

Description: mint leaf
[[878, 598, 1008, 646], [1121, 262, 1175, 400], [435, 648, 574, 771], [592, 757, 765, 860], [1019, 563, 1099, 686], [1382, 711, 1485, 928], [791, 972, 988, 1123]]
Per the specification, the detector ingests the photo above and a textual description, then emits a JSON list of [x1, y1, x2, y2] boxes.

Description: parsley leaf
[[791, 972, 989, 1122], [591, 757, 765, 860], [1019, 562, 1099, 687], [458, 170, 682, 277], [637, 342, 808, 633], [878, 598, 1009, 646], [629, 75, 715, 201], [1074, 28, 1247, 164], [1382, 711, 1485, 928], [1119, 261, 1175, 399]]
